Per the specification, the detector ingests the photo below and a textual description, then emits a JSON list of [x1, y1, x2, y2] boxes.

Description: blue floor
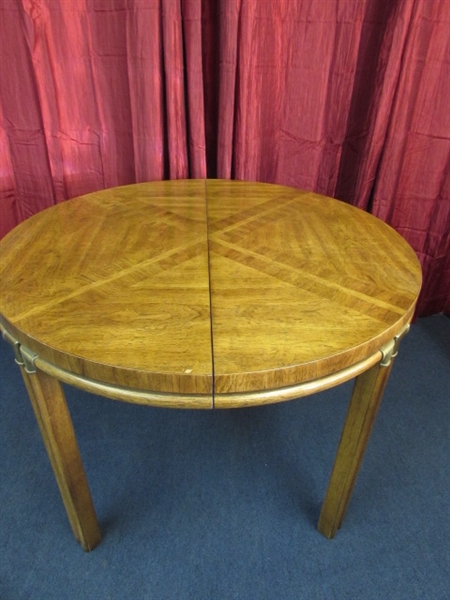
[[1, 315, 449, 599]]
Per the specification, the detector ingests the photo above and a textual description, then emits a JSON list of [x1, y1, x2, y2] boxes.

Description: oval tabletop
[[0, 180, 422, 406]]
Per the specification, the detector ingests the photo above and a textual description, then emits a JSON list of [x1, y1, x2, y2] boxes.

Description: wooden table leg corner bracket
[[2, 325, 409, 550]]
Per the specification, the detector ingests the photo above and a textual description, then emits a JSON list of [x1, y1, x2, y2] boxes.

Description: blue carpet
[[1, 315, 449, 599]]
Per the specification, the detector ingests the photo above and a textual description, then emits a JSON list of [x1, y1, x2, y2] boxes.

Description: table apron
[[2, 324, 410, 409], [32, 351, 384, 409]]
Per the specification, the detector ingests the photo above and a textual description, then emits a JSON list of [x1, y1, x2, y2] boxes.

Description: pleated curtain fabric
[[0, 0, 448, 315]]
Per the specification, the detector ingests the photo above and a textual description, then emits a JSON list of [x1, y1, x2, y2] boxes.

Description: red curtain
[[1, 0, 449, 315]]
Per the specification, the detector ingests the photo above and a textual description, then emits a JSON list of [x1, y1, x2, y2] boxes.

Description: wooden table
[[0, 180, 422, 551]]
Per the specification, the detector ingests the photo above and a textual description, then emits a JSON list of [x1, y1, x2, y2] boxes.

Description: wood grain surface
[[0, 180, 213, 396], [0, 180, 422, 404], [206, 180, 421, 395]]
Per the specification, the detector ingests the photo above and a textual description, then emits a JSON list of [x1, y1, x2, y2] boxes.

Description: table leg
[[20, 367, 101, 551], [317, 334, 404, 538]]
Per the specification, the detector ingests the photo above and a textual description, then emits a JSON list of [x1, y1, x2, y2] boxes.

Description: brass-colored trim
[[393, 323, 410, 357], [2, 328, 23, 365], [20, 345, 38, 374], [380, 324, 410, 367], [1, 327, 37, 373], [380, 339, 396, 367]]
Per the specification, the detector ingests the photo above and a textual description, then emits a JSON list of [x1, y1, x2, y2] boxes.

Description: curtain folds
[[0, 0, 448, 315]]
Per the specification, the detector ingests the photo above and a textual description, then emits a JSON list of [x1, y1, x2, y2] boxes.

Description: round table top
[[0, 180, 421, 403]]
